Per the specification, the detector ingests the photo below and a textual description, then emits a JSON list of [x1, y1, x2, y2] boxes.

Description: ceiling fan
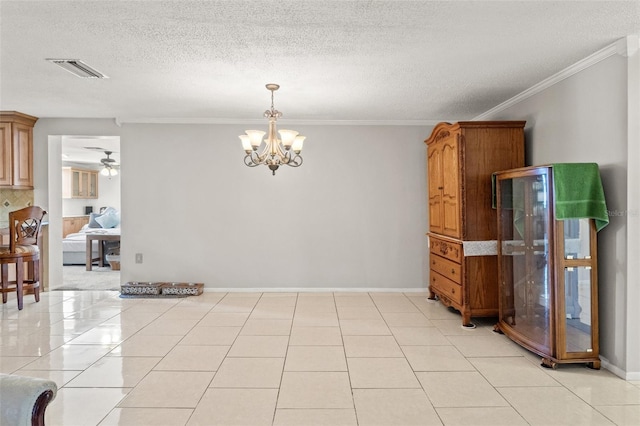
[[100, 151, 118, 176]]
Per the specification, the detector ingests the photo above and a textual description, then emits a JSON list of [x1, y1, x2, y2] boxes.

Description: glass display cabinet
[[494, 165, 605, 369]]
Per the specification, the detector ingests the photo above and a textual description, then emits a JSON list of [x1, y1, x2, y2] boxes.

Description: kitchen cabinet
[[62, 216, 90, 237], [62, 167, 98, 199], [0, 111, 38, 189]]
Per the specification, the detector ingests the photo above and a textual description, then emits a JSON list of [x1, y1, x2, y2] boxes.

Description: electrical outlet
[[135, 253, 143, 263]]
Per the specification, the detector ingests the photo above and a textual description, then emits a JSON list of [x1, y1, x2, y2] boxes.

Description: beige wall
[[119, 123, 430, 289]]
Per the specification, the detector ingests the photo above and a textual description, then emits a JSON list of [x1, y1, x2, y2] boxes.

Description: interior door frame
[[47, 134, 121, 289]]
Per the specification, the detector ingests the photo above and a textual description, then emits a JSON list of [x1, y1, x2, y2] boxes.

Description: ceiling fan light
[[100, 167, 110, 176], [109, 168, 118, 176]]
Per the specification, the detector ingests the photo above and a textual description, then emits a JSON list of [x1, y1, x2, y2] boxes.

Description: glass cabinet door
[[498, 169, 553, 354], [72, 170, 80, 197], [559, 219, 598, 359], [563, 266, 595, 354], [88, 172, 98, 197], [80, 172, 88, 197]]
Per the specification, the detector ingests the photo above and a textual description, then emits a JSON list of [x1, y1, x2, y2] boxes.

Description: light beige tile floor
[[1, 290, 639, 426]]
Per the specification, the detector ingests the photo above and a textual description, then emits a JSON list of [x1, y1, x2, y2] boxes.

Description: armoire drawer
[[429, 236, 462, 264], [430, 254, 462, 284], [430, 271, 463, 305]]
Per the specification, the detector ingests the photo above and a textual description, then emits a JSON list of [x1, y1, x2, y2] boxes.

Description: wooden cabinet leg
[[428, 287, 436, 300], [541, 358, 557, 369], [462, 311, 475, 328]]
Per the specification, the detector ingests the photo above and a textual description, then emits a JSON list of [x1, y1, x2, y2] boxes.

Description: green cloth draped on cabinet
[[551, 163, 609, 232]]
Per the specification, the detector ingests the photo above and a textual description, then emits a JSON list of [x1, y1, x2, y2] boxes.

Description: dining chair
[[0, 206, 47, 310]]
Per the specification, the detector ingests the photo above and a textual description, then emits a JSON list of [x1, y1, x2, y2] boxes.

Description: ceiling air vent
[[46, 59, 108, 79]]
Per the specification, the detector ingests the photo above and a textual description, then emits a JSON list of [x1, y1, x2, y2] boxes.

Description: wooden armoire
[[425, 121, 525, 327]]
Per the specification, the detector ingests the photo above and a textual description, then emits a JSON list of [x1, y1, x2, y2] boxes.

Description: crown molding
[[626, 34, 640, 56], [474, 37, 631, 121], [114, 117, 441, 126]]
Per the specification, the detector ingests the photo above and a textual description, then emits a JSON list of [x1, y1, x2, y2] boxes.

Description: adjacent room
[[0, 1, 638, 425], [58, 136, 121, 291]]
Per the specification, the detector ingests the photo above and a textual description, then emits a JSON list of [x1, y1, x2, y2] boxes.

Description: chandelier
[[240, 84, 305, 175]]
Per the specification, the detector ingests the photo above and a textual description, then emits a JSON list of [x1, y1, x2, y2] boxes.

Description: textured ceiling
[[61, 136, 120, 166], [0, 1, 639, 123]]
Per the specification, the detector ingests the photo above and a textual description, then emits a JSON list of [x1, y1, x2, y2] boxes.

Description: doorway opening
[[52, 135, 121, 291]]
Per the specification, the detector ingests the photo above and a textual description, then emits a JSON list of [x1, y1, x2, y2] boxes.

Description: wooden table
[[86, 234, 121, 271]]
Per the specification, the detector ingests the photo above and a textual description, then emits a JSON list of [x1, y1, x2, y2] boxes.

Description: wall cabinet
[[62, 167, 99, 199], [425, 121, 525, 326], [0, 111, 38, 189], [494, 165, 602, 369], [62, 216, 90, 237]]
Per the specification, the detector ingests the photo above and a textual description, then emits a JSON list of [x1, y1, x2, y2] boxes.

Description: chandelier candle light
[[240, 84, 305, 175]]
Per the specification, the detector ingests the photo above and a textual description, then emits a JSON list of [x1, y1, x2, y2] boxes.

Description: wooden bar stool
[[0, 206, 47, 310]]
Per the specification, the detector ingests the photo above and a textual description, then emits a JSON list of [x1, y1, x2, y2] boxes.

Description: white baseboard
[[600, 355, 640, 381], [203, 287, 429, 294], [626, 372, 640, 381]]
